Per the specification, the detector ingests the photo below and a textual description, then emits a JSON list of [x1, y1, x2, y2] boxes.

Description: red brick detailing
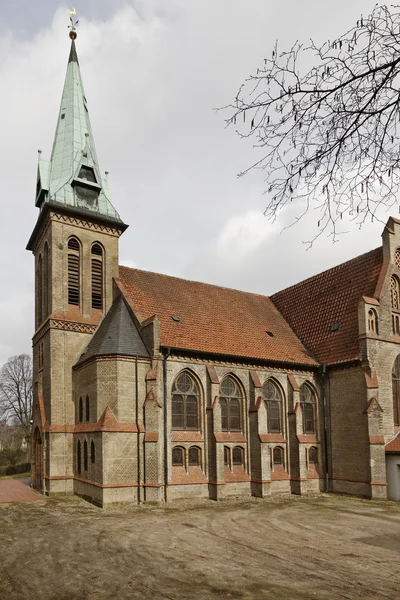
[[145, 366, 157, 380], [287, 373, 300, 392], [362, 296, 380, 306], [272, 247, 383, 365], [259, 434, 286, 443], [249, 397, 263, 412], [171, 466, 207, 485], [250, 370, 262, 389], [44, 476, 73, 480], [144, 390, 161, 408], [386, 432, 400, 453], [271, 466, 289, 481], [144, 432, 159, 442], [297, 434, 318, 444], [307, 464, 323, 480], [369, 436, 385, 445], [207, 365, 219, 384], [365, 371, 379, 389], [171, 431, 203, 442], [118, 266, 317, 365], [214, 433, 247, 443], [74, 476, 138, 488], [224, 466, 250, 483]]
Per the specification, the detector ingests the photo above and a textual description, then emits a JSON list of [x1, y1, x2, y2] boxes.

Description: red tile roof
[[271, 248, 383, 365], [118, 267, 317, 366], [386, 432, 400, 453]]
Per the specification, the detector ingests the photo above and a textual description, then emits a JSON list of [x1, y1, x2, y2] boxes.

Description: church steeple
[[35, 31, 122, 223]]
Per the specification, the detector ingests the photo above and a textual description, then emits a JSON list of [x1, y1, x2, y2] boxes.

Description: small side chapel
[[28, 32, 400, 506]]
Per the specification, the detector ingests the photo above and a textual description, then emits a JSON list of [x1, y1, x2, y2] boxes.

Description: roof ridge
[[119, 265, 272, 300], [271, 246, 382, 298]]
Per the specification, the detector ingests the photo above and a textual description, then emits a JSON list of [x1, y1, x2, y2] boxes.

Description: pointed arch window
[[220, 376, 243, 432], [391, 275, 400, 310], [43, 243, 49, 318], [300, 383, 316, 434], [172, 446, 185, 466], [232, 446, 244, 466], [224, 446, 230, 467], [273, 446, 284, 465], [37, 254, 43, 324], [68, 237, 80, 306], [368, 309, 378, 334], [84, 440, 88, 471], [309, 447, 318, 465], [77, 440, 81, 475], [91, 440, 95, 464], [91, 243, 103, 310], [78, 397, 83, 423], [392, 356, 400, 426], [262, 379, 283, 433], [171, 372, 200, 430], [188, 446, 201, 467], [85, 396, 90, 422]]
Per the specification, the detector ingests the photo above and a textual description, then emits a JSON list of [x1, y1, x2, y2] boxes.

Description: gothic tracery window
[[392, 356, 400, 426], [390, 275, 400, 310], [220, 376, 242, 432], [395, 248, 400, 269], [171, 372, 200, 430], [300, 383, 316, 434], [262, 379, 283, 433]]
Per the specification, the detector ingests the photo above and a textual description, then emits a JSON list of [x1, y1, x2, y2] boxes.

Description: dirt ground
[[1, 490, 400, 600]]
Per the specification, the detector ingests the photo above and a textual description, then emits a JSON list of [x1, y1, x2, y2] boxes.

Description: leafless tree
[[0, 355, 32, 437], [224, 4, 400, 243]]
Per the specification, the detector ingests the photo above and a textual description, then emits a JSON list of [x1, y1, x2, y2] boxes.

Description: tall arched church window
[[391, 275, 400, 310], [300, 383, 316, 434], [43, 243, 49, 318], [79, 397, 83, 423], [38, 254, 43, 324], [85, 396, 90, 422], [91, 440, 95, 464], [262, 379, 283, 433], [220, 376, 243, 432], [367, 309, 378, 334], [91, 243, 103, 310], [77, 440, 81, 475], [395, 248, 400, 269], [68, 237, 80, 306], [171, 372, 200, 430], [392, 356, 400, 426]]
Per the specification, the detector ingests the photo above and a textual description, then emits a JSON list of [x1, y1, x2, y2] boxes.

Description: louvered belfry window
[[68, 237, 80, 306], [91, 244, 103, 310]]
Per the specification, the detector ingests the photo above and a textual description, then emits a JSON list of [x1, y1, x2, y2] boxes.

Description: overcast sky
[[0, 0, 387, 365]]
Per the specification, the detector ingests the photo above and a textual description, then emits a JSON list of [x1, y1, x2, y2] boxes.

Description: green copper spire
[[35, 32, 122, 223]]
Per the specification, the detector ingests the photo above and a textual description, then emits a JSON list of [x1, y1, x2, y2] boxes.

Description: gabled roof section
[[386, 431, 400, 453], [35, 37, 123, 224], [118, 267, 317, 367], [76, 295, 150, 366], [271, 247, 383, 365]]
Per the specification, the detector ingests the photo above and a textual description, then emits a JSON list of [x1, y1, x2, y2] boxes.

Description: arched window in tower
[[67, 237, 80, 306], [78, 397, 83, 423], [37, 254, 43, 324], [367, 309, 378, 334], [262, 379, 283, 433], [77, 440, 81, 475], [392, 356, 400, 426], [300, 383, 316, 434], [171, 371, 200, 430], [220, 376, 243, 432], [43, 243, 49, 318], [390, 275, 400, 310], [85, 396, 90, 422], [91, 243, 103, 310], [91, 440, 95, 464], [84, 440, 88, 471]]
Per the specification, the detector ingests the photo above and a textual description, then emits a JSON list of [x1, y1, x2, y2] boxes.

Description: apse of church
[[27, 30, 400, 506]]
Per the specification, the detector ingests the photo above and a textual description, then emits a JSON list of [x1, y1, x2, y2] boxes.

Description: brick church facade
[[28, 34, 400, 506]]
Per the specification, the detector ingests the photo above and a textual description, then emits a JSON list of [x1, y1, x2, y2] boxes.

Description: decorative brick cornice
[[51, 211, 123, 237], [52, 319, 97, 334]]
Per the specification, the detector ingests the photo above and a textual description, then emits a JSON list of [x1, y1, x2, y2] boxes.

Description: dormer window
[[78, 166, 96, 183]]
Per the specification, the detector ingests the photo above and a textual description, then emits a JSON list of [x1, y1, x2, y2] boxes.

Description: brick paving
[[0, 478, 42, 503]]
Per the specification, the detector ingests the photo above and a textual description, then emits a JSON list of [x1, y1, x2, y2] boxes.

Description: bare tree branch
[[222, 4, 400, 244], [0, 355, 32, 437]]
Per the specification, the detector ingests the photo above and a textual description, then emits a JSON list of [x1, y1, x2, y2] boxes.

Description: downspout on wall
[[135, 356, 140, 504], [163, 347, 171, 503], [321, 364, 330, 493]]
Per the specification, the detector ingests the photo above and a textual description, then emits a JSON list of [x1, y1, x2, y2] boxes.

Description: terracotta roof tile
[[271, 247, 383, 365], [118, 267, 317, 366]]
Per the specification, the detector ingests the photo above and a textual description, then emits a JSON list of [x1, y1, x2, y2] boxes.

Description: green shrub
[[0, 462, 31, 476]]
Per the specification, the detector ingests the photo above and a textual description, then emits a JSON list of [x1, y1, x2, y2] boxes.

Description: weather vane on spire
[[67, 8, 79, 40]]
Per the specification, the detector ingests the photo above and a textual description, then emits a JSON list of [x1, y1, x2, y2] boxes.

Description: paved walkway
[[0, 478, 42, 503]]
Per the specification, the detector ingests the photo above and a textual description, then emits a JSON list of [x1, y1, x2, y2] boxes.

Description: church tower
[[27, 29, 128, 494]]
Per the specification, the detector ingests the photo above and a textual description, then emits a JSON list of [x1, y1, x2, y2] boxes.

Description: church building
[[28, 32, 400, 506]]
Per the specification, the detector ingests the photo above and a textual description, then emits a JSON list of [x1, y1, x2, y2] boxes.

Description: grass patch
[[0, 472, 30, 480]]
